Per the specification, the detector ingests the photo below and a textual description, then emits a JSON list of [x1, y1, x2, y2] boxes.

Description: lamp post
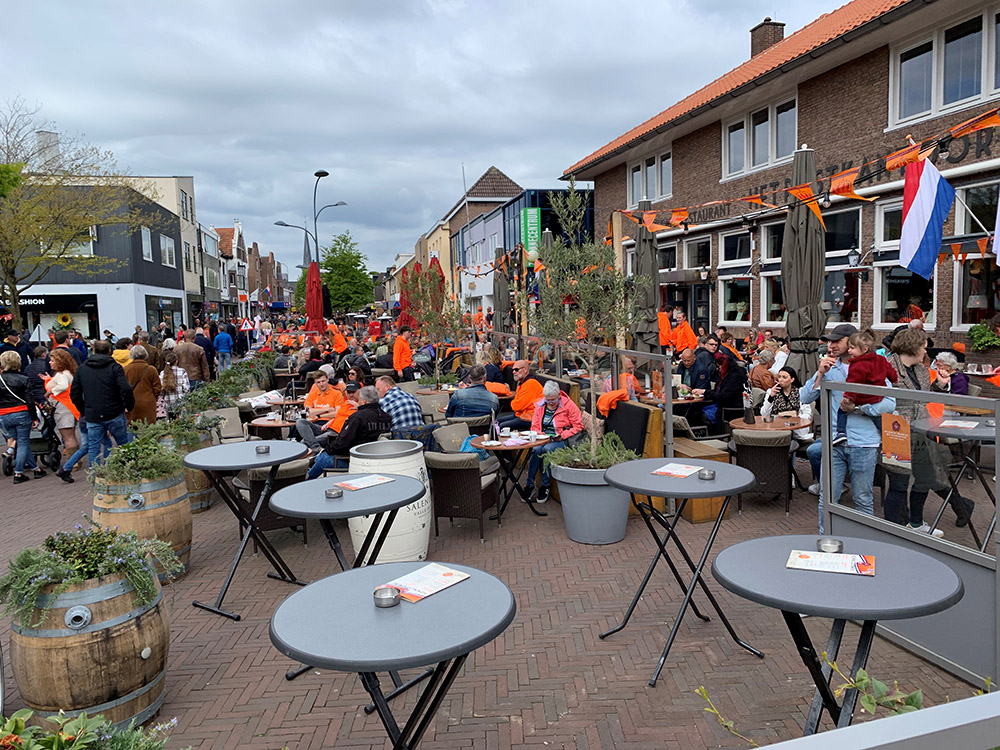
[[275, 169, 346, 264]]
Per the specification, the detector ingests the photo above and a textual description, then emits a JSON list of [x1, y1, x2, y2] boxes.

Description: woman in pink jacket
[[525, 380, 583, 503]]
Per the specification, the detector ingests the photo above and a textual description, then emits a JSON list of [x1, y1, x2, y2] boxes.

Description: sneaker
[[56, 468, 75, 484], [807, 483, 820, 496], [521, 486, 533, 503], [536, 486, 549, 504], [910, 522, 945, 539], [13, 475, 29, 485], [831, 433, 848, 446], [32, 469, 47, 479]]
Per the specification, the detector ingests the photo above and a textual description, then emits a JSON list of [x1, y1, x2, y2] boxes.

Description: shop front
[[145, 295, 184, 335], [3, 293, 100, 339]]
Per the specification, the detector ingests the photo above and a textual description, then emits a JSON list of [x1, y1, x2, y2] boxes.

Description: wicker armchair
[[425, 451, 499, 541], [416, 393, 451, 423], [729, 429, 797, 515], [432, 423, 501, 476], [445, 414, 492, 436]]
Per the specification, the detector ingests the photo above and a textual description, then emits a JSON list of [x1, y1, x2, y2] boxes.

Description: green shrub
[[92, 433, 184, 486], [968, 323, 1000, 351], [543, 432, 640, 471]]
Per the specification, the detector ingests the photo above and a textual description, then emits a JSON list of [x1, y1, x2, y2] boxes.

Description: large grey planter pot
[[551, 464, 631, 545]]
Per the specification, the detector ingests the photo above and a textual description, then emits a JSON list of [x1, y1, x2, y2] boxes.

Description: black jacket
[[0, 341, 31, 371], [70, 353, 135, 422], [23, 356, 50, 404], [0, 372, 38, 420], [326, 402, 392, 455]]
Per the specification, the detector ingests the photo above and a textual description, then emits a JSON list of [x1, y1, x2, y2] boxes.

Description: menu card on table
[[382, 563, 470, 602], [938, 420, 979, 429], [335, 475, 396, 491], [651, 463, 701, 478], [786, 550, 875, 576]]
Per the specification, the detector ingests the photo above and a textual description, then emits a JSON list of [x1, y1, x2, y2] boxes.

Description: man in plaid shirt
[[375, 376, 425, 429]]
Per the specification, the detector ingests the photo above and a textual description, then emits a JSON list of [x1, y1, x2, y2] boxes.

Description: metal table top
[[269, 473, 425, 519], [604, 457, 756, 498], [183, 440, 308, 471], [270, 562, 516, 671], [911, 416, 997, 443], [712, 535, 964, 620]]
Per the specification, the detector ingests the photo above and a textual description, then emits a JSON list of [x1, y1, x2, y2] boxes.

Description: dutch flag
[[265, 285, 272, 297], [900, 158, 955, 280]]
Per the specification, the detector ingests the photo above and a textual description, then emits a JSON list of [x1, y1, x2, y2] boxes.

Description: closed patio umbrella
[[304, 261, 325, 337], [631, 199, 659, 353], [781, 147, 826, 382], [492, 251, 510, 334]]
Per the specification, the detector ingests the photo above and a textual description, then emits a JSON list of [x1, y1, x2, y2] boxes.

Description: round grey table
[[912, 417, 997, 552], [601, 458, 761, 686], [184, 440, 309, 621], [713, 534, 964, 735], [270, 562, 516, 749]]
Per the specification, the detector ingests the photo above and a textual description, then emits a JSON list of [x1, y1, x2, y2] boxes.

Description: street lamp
[[275, 170, 347, 265]]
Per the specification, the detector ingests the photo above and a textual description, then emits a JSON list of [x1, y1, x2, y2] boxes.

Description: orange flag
[[977, 237, 989, 254], [949, 108, 1000, 139], [951, 243, 962, 261], [885, 143, 922, 171], [787, 184, 826, 229], [741, 195, 778, 208], [831, 168, 875, 202], [668, 208, 689, 227], [641, 211, 669, 232]]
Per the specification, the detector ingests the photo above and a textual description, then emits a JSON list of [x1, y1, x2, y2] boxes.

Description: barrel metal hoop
[[13, 590, 163, 637], [93, 492, 190, 513], [35, 577, 135, 608], [94, 474, 185, 495], [34, 669, 165, 722]]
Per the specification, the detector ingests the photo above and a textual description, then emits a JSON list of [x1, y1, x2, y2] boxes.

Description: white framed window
[[952, 179, 1000, 329], [821, 207, 862, 257], [890, 10, 1000, 127], [628, 150, 673, 205], [184, 241, 192, 272], [723, 97, 796, 178], [718, 229, 752, 266], [657, 242, 678, 272], [762, 221, 785, 260], [205, 267, 220, 290], [141, 226, 153, 261], [822, 270, 861, 327], [160, 234, 176, 267], [874, 264, 936, 327], [875, 200, 903, 249], [684, 237, 711, 269], [66, 225, 97, 257], [719, 278, 752, 323], [761, 274, 786, 324], [180, 190, 189, 220], [203, 233, 218, 258], [625, 247, 636, 277]]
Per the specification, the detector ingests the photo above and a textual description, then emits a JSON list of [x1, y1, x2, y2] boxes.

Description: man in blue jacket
[[676, 347, 715, 391], [213, 327, 234, 371]]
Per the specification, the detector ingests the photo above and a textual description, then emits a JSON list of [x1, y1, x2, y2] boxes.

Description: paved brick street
[[0, 466, 981, 749]]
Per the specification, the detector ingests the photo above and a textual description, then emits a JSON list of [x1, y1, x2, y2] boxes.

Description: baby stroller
[[1, 403, 63, 477]]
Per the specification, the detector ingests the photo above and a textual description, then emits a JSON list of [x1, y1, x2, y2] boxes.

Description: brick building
[[565, 0, 1000, 359]]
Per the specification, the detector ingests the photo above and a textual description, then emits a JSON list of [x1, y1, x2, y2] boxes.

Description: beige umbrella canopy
[[781, 147, 826, 381]]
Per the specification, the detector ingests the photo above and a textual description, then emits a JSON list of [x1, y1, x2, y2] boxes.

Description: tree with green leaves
[[319, 230, 373, 312], [531, 179, 651, 463], [293, 270, 307, 309], [0, 97, 155, 325]]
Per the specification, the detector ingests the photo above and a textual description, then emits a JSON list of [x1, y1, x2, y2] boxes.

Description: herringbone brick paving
[[0, 462, 987, 749]]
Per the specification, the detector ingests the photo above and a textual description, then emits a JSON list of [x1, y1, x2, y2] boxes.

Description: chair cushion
[[425, 451, 479, 471], [732, 429, 791, 448], [433, 423, 471, 453], [248, 458, 310, 481], [481, 472, 498, 490], [699, 439, 730, 453]]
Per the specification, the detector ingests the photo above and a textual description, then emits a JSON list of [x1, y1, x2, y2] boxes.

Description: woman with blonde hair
[[46, 348, 80, 461]]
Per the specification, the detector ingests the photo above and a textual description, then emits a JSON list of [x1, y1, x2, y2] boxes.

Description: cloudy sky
[[6, 0, 845, 277]]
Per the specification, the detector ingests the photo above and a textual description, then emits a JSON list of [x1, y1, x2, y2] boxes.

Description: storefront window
[[823, 209, 861, 254], [685, 238, 710, 268], [721, 279, 751, 322], [822, 270, 860, 324], [722, 232, 751, 263], [763, 275, 786, 322], [878, 266, 934, 325], [763, 222, 784, 259], [960, 257, 999, 324], [962, 183, 998, 233], [657, 243, 677, 271]]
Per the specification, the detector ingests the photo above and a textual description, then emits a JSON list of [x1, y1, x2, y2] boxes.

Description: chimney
[[750, 17, 784, 57]]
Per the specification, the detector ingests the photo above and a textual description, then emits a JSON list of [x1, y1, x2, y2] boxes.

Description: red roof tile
[[217, 228, 234, 258], [442, 166, 522, 221], [564, 0, 910, 177]]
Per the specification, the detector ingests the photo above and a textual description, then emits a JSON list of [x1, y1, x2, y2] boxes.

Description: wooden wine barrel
[[159, 434, 217, 513], [92, 474, 192, 581], [10, 571, 169, 729]]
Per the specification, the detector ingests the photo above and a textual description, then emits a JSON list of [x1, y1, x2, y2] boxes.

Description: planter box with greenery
[[0, 525, 182, 729]]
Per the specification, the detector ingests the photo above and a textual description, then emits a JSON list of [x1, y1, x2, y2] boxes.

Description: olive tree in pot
[[530, 181, 649, 544]]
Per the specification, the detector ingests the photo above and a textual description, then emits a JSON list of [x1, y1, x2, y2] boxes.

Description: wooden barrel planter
[[159, 434, 217, 513], [10, 571, 169, 729], [93, 474, 192, 581]]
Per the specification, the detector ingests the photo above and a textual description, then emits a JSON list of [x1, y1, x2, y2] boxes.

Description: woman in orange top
[[45, 348, 80, 459], [393, 326, 414, 381]]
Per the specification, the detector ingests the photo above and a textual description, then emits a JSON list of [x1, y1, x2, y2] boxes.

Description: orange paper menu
[[881, 414, 911, 465], [786, 550, 875, 576], [652, 463, 701, 478], [381, 563, 470, 602]]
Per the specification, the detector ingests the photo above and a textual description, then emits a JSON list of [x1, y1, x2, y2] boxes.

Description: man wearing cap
[[799, 323, 895, 533], [0, 331, 32, 371]]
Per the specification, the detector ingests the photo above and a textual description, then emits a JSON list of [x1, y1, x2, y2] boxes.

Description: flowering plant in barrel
[[0, 523, 181, 628]]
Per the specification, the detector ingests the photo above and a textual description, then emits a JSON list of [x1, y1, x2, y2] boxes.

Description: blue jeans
[[63, 419, 111, 472], [497, 415, 530, 431], [818, 443, 877, 533], [1, 410, 37, 475], [218, 351, 232, 371], [307, 451, 349, 480], [87, 413, 131, 467], [807, 440, 822, 481], [526, 440, 565, 488]]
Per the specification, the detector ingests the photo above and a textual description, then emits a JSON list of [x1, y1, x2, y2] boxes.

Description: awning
[[269, 301, 289, 309]]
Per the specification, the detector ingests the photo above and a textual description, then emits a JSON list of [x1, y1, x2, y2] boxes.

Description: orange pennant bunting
[[885, 143, 922, 171], [938, 253, 946, 265], [786, 184, 826, 229], [977, 237, 989, 254], [668, 208, 689, 227], [951, 243, 961, 260], [949, 108, 1000, 139], [831, 168, 876, 202], [741, 195, 778, 208]]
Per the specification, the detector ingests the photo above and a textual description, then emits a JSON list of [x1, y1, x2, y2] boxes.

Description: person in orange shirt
[[332, 330, 348, 355], [473, 306, 484, 330], [602, 356, 647, 397], [657, 305, 673, 354], [498, 360, 543, 431], [321, 383, 359, 434], [393, 325, 414, 381], [295, 372, 347, 451], [671, 310, 698, 352]]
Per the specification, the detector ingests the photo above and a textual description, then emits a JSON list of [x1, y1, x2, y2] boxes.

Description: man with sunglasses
[[497, 359, 542, 432]]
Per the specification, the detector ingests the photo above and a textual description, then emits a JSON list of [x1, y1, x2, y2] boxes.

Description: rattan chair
[[425, 452, 499, 541], [445, 414, 492, 436], [416, 393, 451, 423], [730, 429, 797, 515], [432, 423, 500, 476]]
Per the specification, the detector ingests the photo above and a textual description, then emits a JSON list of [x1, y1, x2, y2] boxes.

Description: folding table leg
[[801, 617, 845, 734], [837, 620, 877, 729]]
